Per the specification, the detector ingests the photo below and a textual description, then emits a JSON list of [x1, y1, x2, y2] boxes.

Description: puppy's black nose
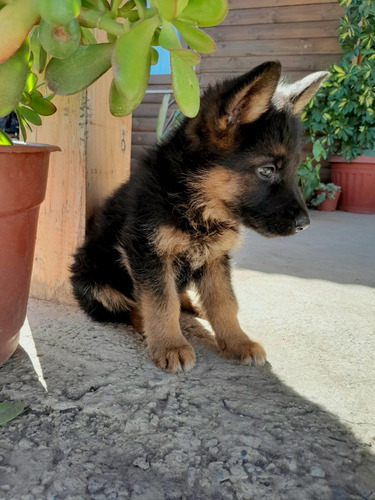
[[294, 213, 310, 232]]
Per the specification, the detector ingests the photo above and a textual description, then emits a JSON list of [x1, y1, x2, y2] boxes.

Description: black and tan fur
[[70, 62, 327, 372]]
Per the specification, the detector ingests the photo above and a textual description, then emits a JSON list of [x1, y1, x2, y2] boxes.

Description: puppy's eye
[[257, 165, 275, 179]]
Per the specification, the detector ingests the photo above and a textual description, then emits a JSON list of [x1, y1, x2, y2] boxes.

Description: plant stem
[[110, 0, 123, 14], [134, 0, 146, 18], [79, 8, 125, 37]]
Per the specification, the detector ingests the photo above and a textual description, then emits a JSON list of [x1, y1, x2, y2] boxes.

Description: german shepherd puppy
[[71, 62, 327, 372]]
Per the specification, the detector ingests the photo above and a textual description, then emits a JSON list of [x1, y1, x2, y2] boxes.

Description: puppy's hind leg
[[70, 249, 134, 323]]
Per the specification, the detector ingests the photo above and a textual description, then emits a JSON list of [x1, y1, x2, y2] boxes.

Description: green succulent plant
[[0, 0, 228, 144], [302, 0, 375, 161]]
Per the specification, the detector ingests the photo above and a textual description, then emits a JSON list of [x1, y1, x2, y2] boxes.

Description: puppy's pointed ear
[[222, 61, 282, 126], [275, 71, 329, 115], [185, 62, 282, 151]]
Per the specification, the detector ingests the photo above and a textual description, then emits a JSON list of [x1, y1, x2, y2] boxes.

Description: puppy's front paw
[[148, 340, 196, 373], [218, 336, 267, 366]]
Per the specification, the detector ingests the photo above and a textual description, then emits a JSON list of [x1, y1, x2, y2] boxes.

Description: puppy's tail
[[70, 249, 134, 323]]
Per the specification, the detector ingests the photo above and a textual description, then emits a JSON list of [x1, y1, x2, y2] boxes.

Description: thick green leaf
[[176, 0, 189, 16], [0, 401, 25, 426], [0, 129, 13, 145], [170, 50, 199, 117], [30, 91, 57, 116], [112, 15, 159, 113], [173, 19, 215, 53], [15, 108, 32, 142], [156, 93, 170, 139], [45, 43, 113, 95], [109, 79, 133, 117], [153, 0, 176, 20], [170, 48, 199, 65], [151, 47, 159, 65], [0, 0, 39, 63], [18, 105, 42, 125], [159, 20, 181, 50], [30, 26, 48, 73], [178, 0, 228, 27], [39, 18, 81, 59], [25, 72, 38, 93], [21, 91, 32, 106], [81, 27, 97, 45], [0, 40, 29, 118], [36, 0, 81, 26]]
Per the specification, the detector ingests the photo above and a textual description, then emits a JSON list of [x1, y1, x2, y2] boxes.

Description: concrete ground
[[0, 210, 374, 500]]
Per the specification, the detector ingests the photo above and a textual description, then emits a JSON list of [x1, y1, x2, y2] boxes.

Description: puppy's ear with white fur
[[275, 71, 329, 115]]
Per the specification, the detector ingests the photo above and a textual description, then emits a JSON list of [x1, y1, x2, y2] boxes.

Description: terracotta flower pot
[[0, 143, 60, 366], [315, 189, 341, 212], [330, 156, 375, 214]]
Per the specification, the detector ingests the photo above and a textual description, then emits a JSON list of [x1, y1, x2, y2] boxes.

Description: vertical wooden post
[[29, 79, 132, 304], [86, 69, 132, 218], [29, 94, 87, 304]]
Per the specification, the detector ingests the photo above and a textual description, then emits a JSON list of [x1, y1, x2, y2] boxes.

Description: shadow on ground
[[234, 211, 375, 288], [1, 301, 374, 500]]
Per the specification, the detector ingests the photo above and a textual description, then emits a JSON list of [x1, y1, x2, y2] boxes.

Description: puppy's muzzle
[[294, 212, 310, 232]]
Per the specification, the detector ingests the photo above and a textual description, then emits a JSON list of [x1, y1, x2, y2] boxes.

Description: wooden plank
[[133, 102, 176, 117], [149, 74, 172, 85], [198, 70, 329, 86], [85, 28, 132, 218], [222, 4, 343, 25], [205, 38, 341, 58], [141, 93, 170, 104], [201, 54, 340, 73], [132, 131, 157, 146], [86, 70, 132, 219], [132, 117, 158, 132], [131, 145, 150, 160], [206, 20, 339, 41], [228, 0, 338, 8], [29, 94, 86, 305]]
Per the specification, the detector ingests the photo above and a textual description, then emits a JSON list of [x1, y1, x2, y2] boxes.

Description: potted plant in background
[[0, 0, 228, 365], [310, 182, 341, 211], [296, 139, 326, 205], [302, 0, 375, 214]]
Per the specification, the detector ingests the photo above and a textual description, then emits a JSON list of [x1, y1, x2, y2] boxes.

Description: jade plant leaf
[[153, 0, 177, 21], [170, 49, 200, 117], [175, 0, 189, 16], [0, 0, 39, 63], [109, 79, 134, 117], [112, 15, 160, 115], [36, 0, 81, 26], [39, 18, 81, 59], [151, 47, 159, 65], [29, 90, 57, 116], [159, 20, 181, 50], [0, 401, 25, 426], [173, 19, 215, 53], [0, 129, 13, 145], [45, 43, 113, 95], [24, 72, 38, 93], [17, 106, 42, 126], [0, 41, 29, 118], [171, 48, 199, 66], [178, 0, 228, 27], [30, 26, 48, 73]]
